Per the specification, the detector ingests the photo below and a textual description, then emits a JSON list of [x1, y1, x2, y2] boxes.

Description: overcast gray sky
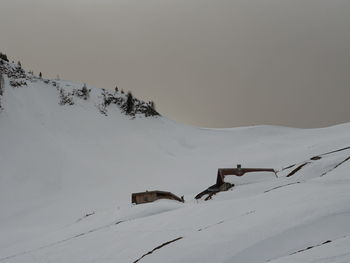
[[1, 0, 349, 128]]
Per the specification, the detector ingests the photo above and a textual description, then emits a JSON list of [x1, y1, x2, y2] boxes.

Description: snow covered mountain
[[1, 56, 350, 263]]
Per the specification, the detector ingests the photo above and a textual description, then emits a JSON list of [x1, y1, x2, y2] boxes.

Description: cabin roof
[[132, 190, 173, 196], [216, 165, 276, 185]]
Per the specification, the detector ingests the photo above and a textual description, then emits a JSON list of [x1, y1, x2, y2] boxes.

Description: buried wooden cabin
[[195, 164, 276, 200], [132, 190, 184, 205]]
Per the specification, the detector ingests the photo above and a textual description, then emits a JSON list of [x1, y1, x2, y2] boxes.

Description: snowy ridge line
[[320, 146, 350, 157], [197, 220, 225, 232], [320, 156, 350, 177], [132, 237, 183, 263], [0, 220, 124, 262], [264, 182, 301, 193], [0, 202, 184, 261], [279, 145, 350, 178], [0, 203, 187, 262], [0, 58, 160, 117], [194, 210, 256, 233], [286, 163, 310, 177], [289, 240, 332, 255], [75, 212, 95, 223], [267, 235, 350, 262]]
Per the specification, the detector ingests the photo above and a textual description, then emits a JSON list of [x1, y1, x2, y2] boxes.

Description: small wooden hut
[[132, 190, 184, 205]]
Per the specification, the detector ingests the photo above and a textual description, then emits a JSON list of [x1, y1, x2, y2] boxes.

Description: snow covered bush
[[73, 84, 91, 100], [58, 88, 74, 105], [97, 89, 159, 117], [9, 80, 27, 87], [97, 89, 124, 115]]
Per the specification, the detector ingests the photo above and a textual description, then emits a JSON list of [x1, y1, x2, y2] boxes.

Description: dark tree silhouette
[[39, 72, 42, 78], [150, 101, 156, 110], [126, 91, 134, 114], [0, 74, 3, 109], [81, 83, 88, 99], [0, 52, 9, 62]]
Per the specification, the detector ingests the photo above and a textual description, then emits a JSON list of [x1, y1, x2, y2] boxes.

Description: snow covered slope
[[1, 59, 350, 262]]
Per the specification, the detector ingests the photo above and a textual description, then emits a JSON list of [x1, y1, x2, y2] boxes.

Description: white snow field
[[1, 61, 350, 262]]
